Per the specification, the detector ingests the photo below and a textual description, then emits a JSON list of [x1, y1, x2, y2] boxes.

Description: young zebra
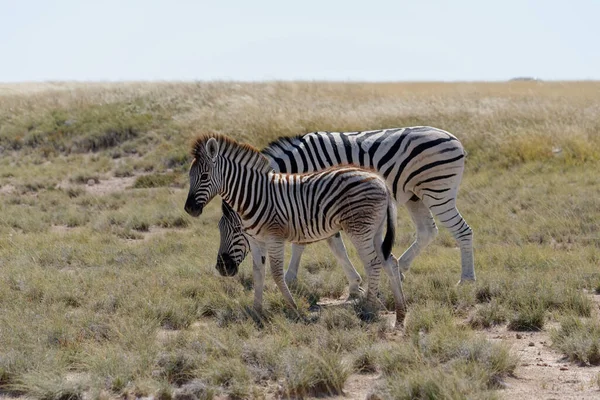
[[184, 133, 407, 325], [216, 126, 474, 290]]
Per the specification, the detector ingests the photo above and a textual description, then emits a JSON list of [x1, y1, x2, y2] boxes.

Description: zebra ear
[[205, 138, 219, 161]]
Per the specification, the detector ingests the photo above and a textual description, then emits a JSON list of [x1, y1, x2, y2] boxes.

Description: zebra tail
[[382, 196, 396, 260]]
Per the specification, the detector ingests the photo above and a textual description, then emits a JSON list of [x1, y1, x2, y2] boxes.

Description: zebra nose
[[184, 196, 203, 216], [216, 253, 238, 276]]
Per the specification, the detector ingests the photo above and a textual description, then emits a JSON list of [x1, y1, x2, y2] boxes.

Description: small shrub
[[156, 214, 190, 229], [304, 260, 334, 274], [551, 316, 600, 365], [321, 307, 360, 330], [241, 338, 281, 382], [404, 302, 454, 337], [0, 351, 25, 391], [65, 187, 85, 198], [288, 280, 320, 307], [281, 349, 350, 398], [127, 216, 150, 232], [114, 165, 134, 177], [173, 380, 215, 400], [469, 300, 508, 329], [377, 343, 423, 376], [163, 150, 190, 169], [475, 281, 504, 303], [15, 371, 85, 400], [70, 173, 100, 185], [157, 352, 197, 386], [378, 367, 482, 400], [352, 346, 379, 374], [133, 173, 179, 188], [204, 359, 251, 399], [147, 301, 196, 330], [508, 304, 545, 331], [352, 297, 381, 323], [115, 228, 144, 240], [560, 290, 592, 317]]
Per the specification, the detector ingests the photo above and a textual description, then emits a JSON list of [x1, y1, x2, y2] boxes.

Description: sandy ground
[[75, 175, 138, 196], [493, 327, 600, 400]]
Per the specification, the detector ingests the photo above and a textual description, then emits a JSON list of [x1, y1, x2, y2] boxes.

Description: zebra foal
[[184, 133, 407, 326]]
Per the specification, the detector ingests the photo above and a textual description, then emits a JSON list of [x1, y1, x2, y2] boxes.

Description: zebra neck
[[218, 161, 270, 219]]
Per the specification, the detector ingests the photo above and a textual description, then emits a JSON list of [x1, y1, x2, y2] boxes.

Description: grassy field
[[0, 81, 599, 399]]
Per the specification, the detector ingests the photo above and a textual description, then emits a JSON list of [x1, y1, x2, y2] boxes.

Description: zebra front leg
[[267, 240, 298, 311], [325, 233, 363, 299], [249, 238, 267, 313], [285, 243, 306, 285]]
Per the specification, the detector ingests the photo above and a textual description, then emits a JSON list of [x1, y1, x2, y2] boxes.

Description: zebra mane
[[261, 133, 307, 157], [191, 133, 272, 172]]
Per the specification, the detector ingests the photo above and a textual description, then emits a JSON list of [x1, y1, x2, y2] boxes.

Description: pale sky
[[1, 0, 599, 82]]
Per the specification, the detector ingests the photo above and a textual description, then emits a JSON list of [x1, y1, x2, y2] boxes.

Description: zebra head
[[185, 137, 221, 217], [215, 201, 250, 276]]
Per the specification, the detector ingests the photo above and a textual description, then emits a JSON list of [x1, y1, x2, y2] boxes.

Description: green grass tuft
[[281, 349, 350, 398], [133, 173, 181, 188], [551, 316, 600, 365], [507, 303, 546, 331]]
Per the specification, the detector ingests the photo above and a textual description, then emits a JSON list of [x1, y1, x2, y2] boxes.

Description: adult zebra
[[216, 126, 475, 287], [184, 133, 407, 325]]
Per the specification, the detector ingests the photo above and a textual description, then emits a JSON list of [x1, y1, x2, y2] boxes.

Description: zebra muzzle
[[184, 197, 203, 217], [216, 253, 238, 277]]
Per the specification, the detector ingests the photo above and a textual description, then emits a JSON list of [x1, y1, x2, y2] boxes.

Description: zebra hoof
[[395, 308, 407, 328], [347, 286, 366, 301], [457, 277, 476, 286]]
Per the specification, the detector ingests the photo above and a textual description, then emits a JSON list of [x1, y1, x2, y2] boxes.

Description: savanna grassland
[[1, 81, 600, 400]]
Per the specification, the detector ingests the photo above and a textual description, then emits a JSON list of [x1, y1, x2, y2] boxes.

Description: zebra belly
[[242, 218, 341, 245]]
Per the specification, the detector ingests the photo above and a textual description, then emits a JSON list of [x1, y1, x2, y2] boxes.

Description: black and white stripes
[[217, 126, 474, 285], [184, 134, 407, 325]]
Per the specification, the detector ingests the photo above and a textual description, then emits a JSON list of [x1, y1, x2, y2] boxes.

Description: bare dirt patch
[[49, 225, 80, 234], [82, 176, 137, 195], [479, 325, 600, 400], [0, 184, 15, 194], [319, 373, 380, 400]]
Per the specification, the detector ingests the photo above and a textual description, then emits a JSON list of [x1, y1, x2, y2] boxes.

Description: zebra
[[184, 133, 407, 326], [216, 126, 475, 290]]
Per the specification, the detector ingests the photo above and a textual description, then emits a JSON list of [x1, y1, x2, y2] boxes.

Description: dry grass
[[0, 81, 599, 399]]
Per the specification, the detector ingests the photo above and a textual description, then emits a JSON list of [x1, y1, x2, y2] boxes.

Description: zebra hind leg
[[397, 196, 438, 274], [325, 233, 363, 299], [424, 198, 475, 283], [345, 230, 385, 322], [372, 205, 407, 328]]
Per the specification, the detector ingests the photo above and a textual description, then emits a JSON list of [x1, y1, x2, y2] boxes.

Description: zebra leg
[[382, 256, 407, 327], [397, 196, 438, 274], [249, 238, 267, 313], [284, 244, 306, 285], [347, 235, 382, 308], [425, 199, 475, 283], [325, 233, 364, 299], [372, 206, 407, 327], [267, 240, 298, 310]]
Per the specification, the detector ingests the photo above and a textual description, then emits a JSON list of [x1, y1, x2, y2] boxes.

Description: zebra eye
[[200, 173, 209, 181]]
